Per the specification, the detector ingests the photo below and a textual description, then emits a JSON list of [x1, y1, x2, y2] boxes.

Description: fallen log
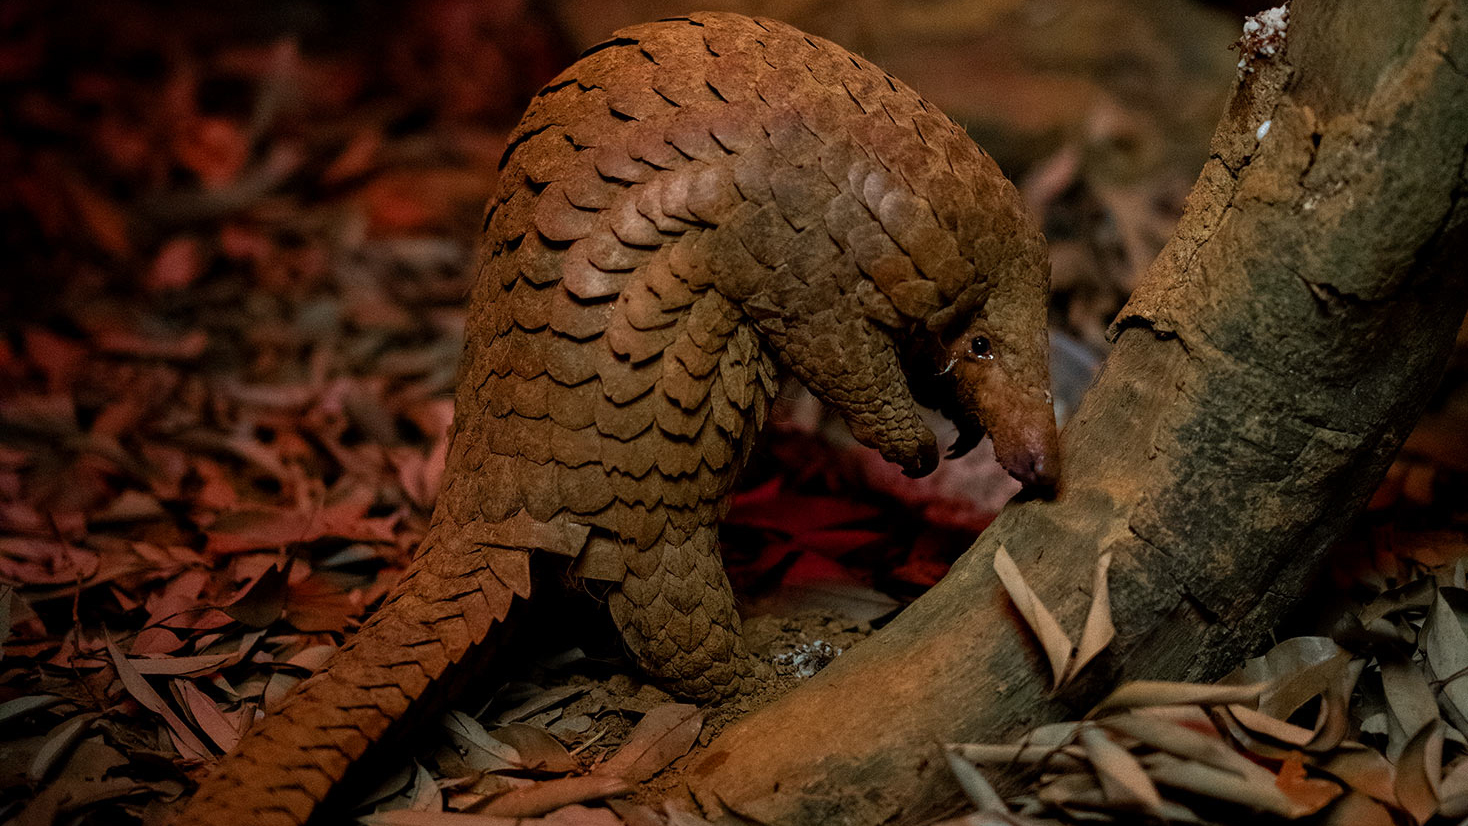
[[683, 1, 1468, 822]]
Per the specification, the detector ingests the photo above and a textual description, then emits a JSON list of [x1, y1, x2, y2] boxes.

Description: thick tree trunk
[[682, 1, 1468, 823]]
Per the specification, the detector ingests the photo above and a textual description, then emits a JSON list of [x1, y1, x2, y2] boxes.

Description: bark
[[682, 0, 1468, 823]]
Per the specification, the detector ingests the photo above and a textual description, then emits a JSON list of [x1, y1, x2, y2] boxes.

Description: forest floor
[[1, 2, 1465, 825]]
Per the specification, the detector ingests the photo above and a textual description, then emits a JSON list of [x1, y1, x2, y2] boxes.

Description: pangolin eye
[[970, 336, 993, 359]]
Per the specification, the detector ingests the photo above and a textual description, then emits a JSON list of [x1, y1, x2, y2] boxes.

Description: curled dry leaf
[[993, 545, 1072, 687], [1359, 577, 1436, 626], [1393, 720, 1443, 824], [943, 747, 1009, 813], [1089, 680, 1267, 716], [1223, 704, 1317, 748], [1241, 637, 1355, 714], [1222, 635, 1362, 753], [1439, 756, 1468, 818], [992, 546, 1115, 689], [1380, 656, 1441, 762]]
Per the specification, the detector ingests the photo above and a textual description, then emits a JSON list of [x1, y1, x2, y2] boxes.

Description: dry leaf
[[605, 799, 668, 826], [178, 680, 240, 754], [359, 812, 517, 825], [1225, 704, 1316, 747], [442, 710, 519, 774], [128, 652, 240, 677], [0, 694, 63, 725], [221, 563, 289, 628], [489, 723, 578, 774], [407, 762, 442, 812], [1237, 636, 1356, 721], [948, 742, 1085, 771], [1090, 680, 1267, 715], [104, 632, 211, 760], [993, 545, 1071, 687], [1320, 792, 1397, 826], [1078, 725, 1163, 813], [1103, 710, 1274, 785], [1439, 756, 1468, 818], [480, 774, 631, 818], [1314, 745, 1398, 807], [1272, 752, 1342, 817], [27, 712, 100, 782], [1394, 720, 1442, 824], [541, 804, 628, 826], [595, 703, 703, 783], [1423, 589, 1468, 727], [492, 685, 588, 726], [1381, 656, 1441, 762], [1067, 551, 1114, 684], [1143, 753, 1296, 816], [943, 748, 1008, 813]]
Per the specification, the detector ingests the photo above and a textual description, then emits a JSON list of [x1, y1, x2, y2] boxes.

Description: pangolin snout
[[991, 412, 1060, 491]]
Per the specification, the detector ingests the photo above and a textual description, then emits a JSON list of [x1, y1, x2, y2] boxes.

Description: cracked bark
[[678, 1, 1468, 824]]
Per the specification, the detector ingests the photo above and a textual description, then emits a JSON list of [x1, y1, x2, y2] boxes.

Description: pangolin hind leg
[[610, 525, 760, 701]]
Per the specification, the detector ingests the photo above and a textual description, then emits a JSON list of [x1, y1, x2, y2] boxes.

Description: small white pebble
[[1256, 6, 1289, 37], [1256, 120, 1272, 140], [1237, 5, 1289, 75]]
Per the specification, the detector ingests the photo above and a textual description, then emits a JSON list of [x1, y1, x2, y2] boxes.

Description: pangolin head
[[903, 210, 1060, 491]]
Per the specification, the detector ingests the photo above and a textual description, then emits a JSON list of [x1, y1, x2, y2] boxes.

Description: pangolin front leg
[[173, 11, 1057, 824]]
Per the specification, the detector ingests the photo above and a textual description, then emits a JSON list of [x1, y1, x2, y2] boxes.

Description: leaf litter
[[945, 549, 1468, 826]]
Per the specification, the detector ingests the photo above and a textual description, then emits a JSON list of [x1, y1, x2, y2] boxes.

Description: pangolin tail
[[172, 522, 531, 826]]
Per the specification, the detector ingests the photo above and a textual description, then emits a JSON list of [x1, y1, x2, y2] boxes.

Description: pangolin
[[173, 11, 1058, 825]]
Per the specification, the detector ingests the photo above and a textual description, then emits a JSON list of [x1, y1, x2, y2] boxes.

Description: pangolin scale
[[173, 12, 1057, 825]]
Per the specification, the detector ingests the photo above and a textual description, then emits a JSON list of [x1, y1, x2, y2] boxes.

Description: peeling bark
[[680, 0, 1468, 823]]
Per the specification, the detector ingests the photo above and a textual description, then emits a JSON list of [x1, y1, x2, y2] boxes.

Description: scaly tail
[[173, 522, 530, 826]]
